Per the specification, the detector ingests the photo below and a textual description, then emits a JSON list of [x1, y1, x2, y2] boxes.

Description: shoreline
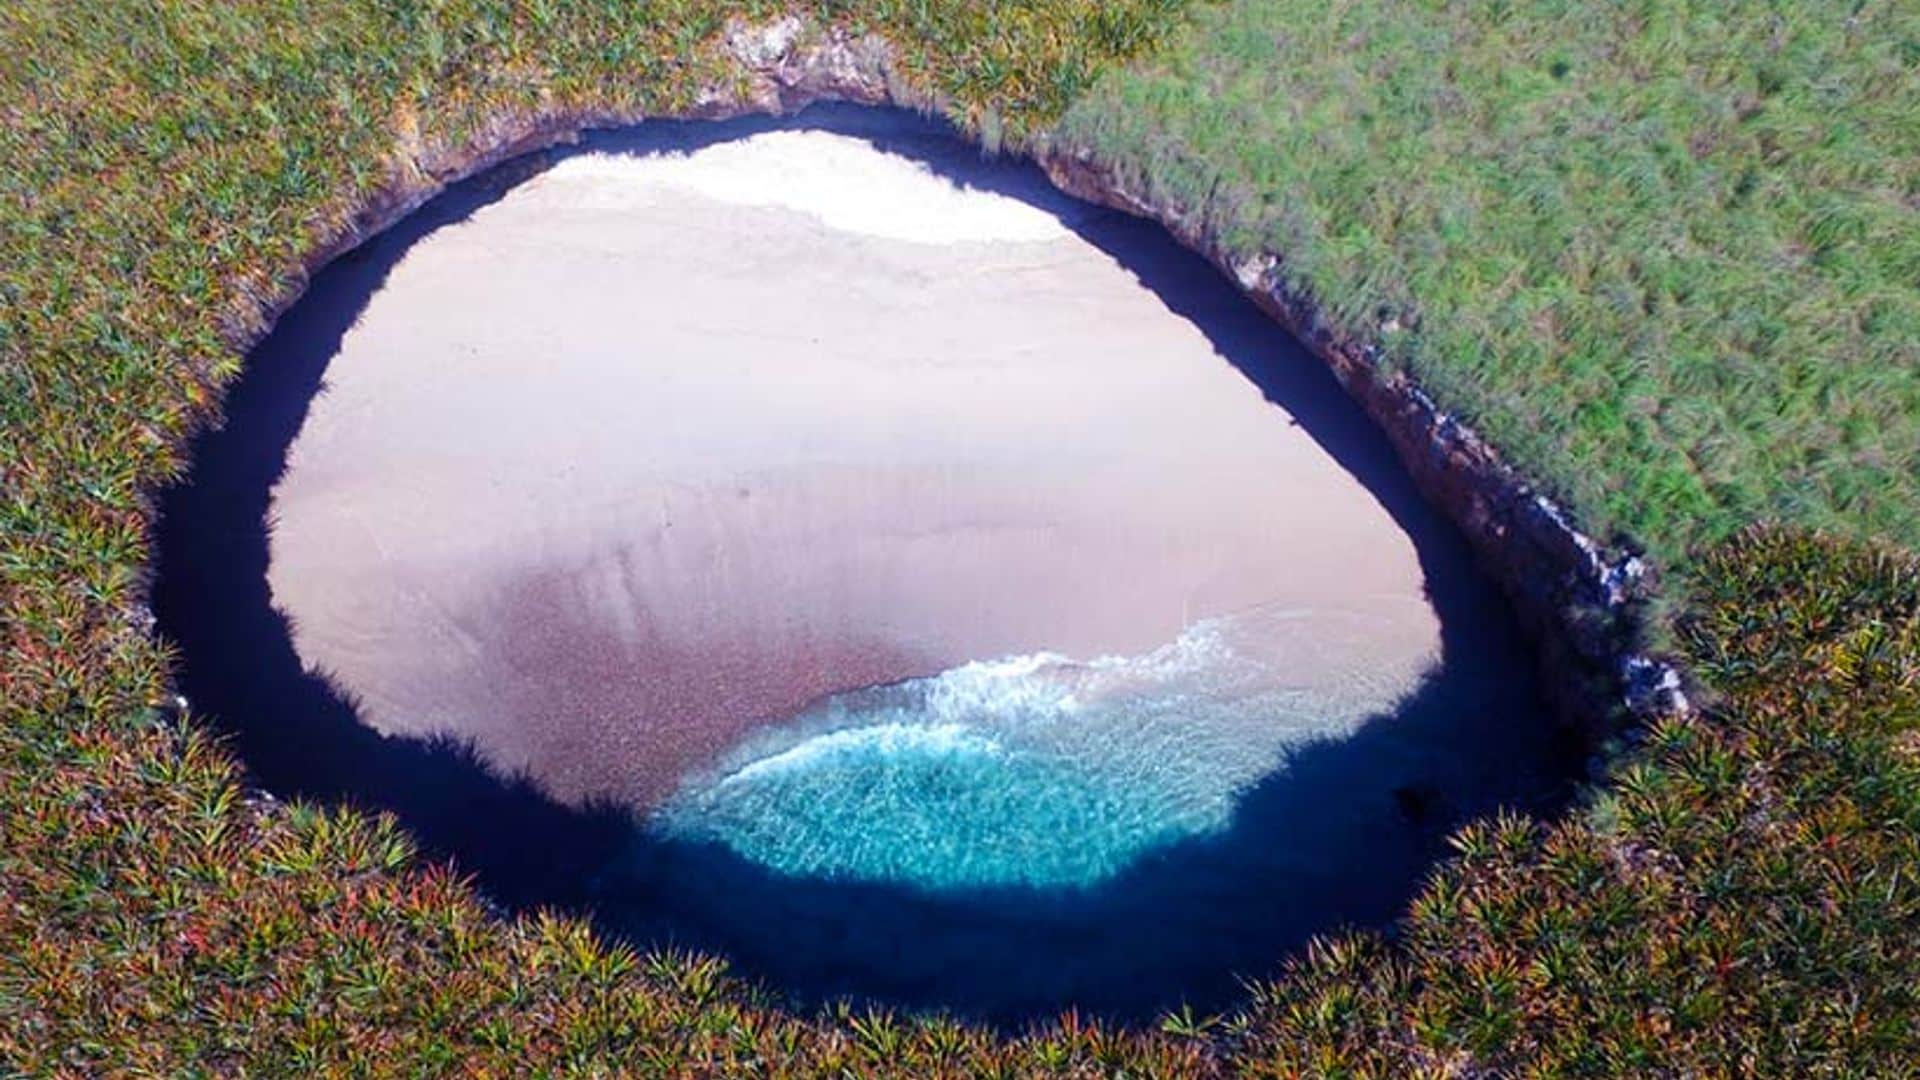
[[263, 126, 1445, 810], [150, 98, 1581, 1021], [157, 17, 1684, 769]]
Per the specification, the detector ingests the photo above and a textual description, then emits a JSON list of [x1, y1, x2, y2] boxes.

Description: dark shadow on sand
[[150, 104, 1580, 1025]]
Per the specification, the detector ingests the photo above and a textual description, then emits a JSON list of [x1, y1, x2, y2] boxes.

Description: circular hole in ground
[[153, 104, 1579, 1024]]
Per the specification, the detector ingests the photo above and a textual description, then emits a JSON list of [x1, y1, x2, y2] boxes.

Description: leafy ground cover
[[3, 0, 1917, 1074], [1237, 528, 1920, 1077], [1055, 0, 1920, 566]]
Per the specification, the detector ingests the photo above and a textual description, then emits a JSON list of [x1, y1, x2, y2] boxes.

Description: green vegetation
[[1236, 528, 1920, 1076], [12, 526, 1917, 1071], [4, 0, 1918, 1073], [1056, 0, 1920, 565]]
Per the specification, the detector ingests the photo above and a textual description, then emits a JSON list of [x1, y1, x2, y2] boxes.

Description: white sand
[[267, 125, 1441, 807]]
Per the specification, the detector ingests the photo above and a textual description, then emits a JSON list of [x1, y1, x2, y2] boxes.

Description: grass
[[1235, 528, 1920, 1076], [3, 0, 1918, 1073], [1054, 0, 1920, 568]]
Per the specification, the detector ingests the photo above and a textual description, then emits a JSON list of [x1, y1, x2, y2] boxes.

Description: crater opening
[[152, 105, 1579, 1023]]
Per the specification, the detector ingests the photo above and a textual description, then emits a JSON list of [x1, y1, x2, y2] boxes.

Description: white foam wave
[[717, 721, 1002, 788], [652, 605, 1434, 889]]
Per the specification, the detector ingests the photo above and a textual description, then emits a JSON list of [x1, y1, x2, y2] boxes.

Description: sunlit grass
[[4, 0, 1918, 1072], [1056, 0, 1920, 568]]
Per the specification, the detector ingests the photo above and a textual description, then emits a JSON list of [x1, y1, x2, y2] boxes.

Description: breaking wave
[[651, 604, 1429, 890]]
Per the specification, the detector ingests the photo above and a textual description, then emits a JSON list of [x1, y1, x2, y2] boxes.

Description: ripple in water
[[656, 605, 1423, 890], [151, 105, 1574, 1021]]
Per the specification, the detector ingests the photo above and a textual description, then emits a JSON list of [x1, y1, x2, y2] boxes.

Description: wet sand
[[266, 123, 1441, 810]]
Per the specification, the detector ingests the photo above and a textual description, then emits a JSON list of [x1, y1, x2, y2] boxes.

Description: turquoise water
[[652, 605, 1424, 890], [155, 103, 1571, 1020]]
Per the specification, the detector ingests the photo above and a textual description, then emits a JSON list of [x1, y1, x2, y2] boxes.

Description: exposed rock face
[[1028, 152, 1689, 740], [229, 15, 1687, 751], [706, 17, 902, 113]]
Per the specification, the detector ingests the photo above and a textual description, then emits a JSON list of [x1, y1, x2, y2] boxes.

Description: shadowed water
[[151, 105, 1579, 1023]]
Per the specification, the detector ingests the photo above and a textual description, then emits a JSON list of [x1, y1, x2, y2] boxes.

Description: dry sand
[[266, 124, 1441, 809]]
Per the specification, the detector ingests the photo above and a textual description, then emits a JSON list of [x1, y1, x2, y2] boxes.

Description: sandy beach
[[266, 122, 1441, 816]]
